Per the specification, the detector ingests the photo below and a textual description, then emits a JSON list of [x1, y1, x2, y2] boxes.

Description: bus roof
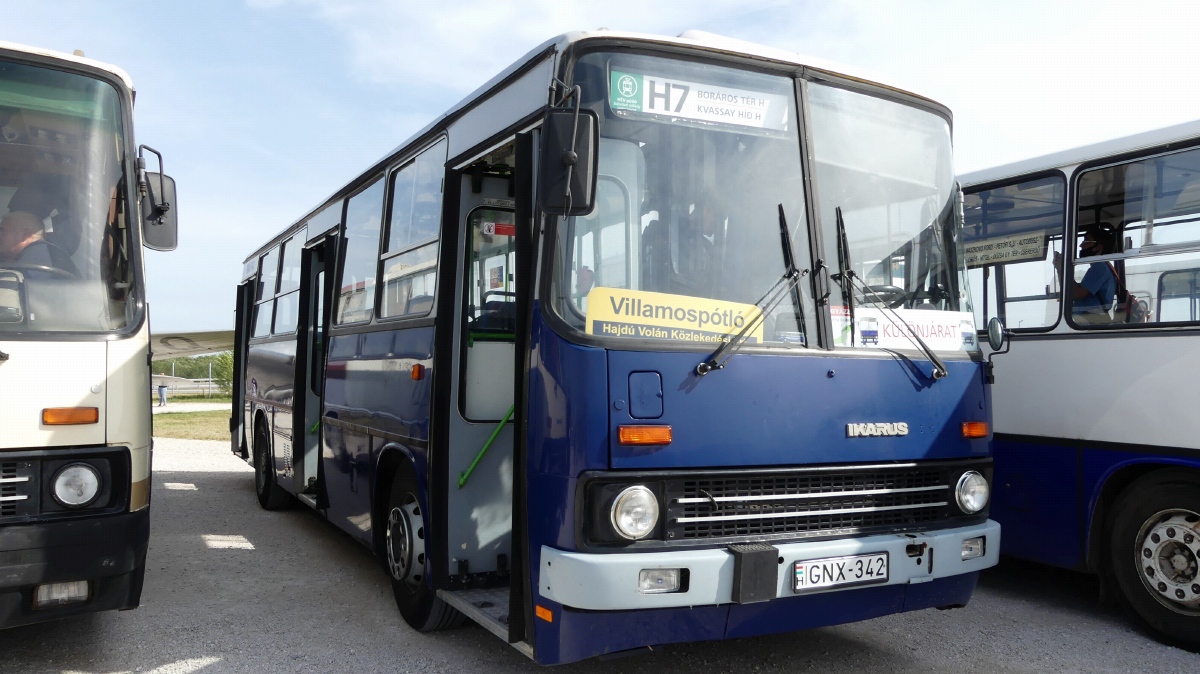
[[0, 40, 134, 91], [959, 118, 1200, 188], [244, 29, 949, 265]]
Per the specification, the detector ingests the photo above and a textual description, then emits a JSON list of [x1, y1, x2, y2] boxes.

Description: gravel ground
[[2, 438, 1197, 673]]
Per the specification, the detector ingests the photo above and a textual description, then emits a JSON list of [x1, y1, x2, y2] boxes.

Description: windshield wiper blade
[[834, 269, 948, 380], [696, 204, 808, 376]]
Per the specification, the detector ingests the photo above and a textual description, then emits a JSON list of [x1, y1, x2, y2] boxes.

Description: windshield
[[807, 83, 974, 351], [0, 59, 134, 334], [549, 52, 816, 348]]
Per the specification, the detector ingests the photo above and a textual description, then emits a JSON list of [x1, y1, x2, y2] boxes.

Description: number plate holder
[[793, 552, 890, 594]]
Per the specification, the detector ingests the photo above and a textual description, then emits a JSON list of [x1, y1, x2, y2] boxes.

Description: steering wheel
[[2, 262, 76, 279], [859, 285, 904, 303]]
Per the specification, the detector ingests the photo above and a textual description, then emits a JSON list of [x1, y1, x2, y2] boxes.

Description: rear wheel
[[385, 468, 463, 631], [1109, 478, 1200, 649], [253, 420, 291, 510]]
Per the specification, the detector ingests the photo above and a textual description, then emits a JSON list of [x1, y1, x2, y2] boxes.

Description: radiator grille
[[0, 461, 34, 518], [665, 466, 951, 541]]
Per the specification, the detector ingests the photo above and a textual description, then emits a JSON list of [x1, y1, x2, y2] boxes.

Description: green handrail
[[457, 404, 514, 489]]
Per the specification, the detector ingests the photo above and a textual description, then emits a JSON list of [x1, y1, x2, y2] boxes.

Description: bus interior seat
[[407, 293, 434, 316], [477, 300, 516, 333]]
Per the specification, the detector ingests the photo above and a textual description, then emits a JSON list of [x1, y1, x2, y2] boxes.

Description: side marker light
[[961, 421, 989, 438], [42, 407, 99, 425], [535, 605, 553, 623], [618, 425, 672, 445]]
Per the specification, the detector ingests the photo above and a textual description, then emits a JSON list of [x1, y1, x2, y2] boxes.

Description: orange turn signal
[[618, 425, 672, 445], [411, 364, 425, 380], [42, 407, 99, 425], [962, 421, 989, 438], [535, 605, 553, 623]]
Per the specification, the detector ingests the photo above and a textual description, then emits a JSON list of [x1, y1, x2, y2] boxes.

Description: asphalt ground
[[2, 438, 1198, 673]]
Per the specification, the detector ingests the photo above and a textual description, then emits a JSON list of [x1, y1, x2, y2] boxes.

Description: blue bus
[[234, 30, 998, 664], [962, 120, 1200, 648]]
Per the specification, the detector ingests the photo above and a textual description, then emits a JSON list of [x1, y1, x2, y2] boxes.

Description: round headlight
[[53, 463, 101, 508], [610, 486, 659, 540], [955, 470, 989, 514]]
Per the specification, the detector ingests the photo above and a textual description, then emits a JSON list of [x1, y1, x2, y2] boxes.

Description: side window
[[252, 248, 280, 337], [336, 178, 386, 324], [567, 178, 631, 316], [1072, 146, 1200, 327], [381, 138, 446, 319], [273, 230, 306, 334], [963, 175, 1065, 330]]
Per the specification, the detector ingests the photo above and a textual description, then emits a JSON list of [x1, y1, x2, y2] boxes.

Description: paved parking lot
[[2, 438, 1198, 673]]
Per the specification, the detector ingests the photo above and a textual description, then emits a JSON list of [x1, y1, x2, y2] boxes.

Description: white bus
[[0, 42, 177, 628], [961, 120, 1200, 647]]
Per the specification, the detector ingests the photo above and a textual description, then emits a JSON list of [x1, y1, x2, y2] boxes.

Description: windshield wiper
[[834, 269, 948, 380], [696, 204, 808, 376]]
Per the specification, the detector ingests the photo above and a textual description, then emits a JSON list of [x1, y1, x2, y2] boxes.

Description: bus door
[[439, 139, 525, 627], [231, 279, 254, 457], [294, 233, 336, 503]]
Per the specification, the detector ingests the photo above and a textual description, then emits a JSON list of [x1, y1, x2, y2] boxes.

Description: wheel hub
[[385, 496, 425, 592], [1137, 509, 1200, 613]]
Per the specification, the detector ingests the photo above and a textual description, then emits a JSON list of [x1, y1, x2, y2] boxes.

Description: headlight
[[610, 485, 659, 540], [52, 463, 101, 508], [955, 470, 989, 514]]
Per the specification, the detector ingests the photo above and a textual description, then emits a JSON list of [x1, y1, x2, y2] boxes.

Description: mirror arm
[[137, 145, 171, 223], [985, 333, 1010, 384]]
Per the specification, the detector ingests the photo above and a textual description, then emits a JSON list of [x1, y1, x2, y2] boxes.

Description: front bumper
[[0, 508, 149, 628], [541, 519, 999, 610]]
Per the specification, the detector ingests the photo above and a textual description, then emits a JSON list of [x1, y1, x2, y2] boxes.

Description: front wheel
[[1109, 479, 1200, 648], [385, 468, 463, 631]]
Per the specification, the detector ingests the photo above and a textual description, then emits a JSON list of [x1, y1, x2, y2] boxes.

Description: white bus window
[[1073, 147, 1200, 326], [336, 178, 385, 324], [963, 175, 1065, 330]]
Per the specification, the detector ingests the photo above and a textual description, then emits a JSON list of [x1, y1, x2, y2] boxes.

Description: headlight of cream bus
[[610, 485, 659, 540], [52, 463, 102, 508], [955, 471, 989, 514]]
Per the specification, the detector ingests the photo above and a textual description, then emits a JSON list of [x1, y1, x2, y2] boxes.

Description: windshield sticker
[[964, 232, 1047, 268], [609, 70, 789, 131], [833, 308, 977, 351], [586, 287, 763, 344]]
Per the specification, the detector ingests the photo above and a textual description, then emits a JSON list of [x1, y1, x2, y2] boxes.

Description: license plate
[[793, 552, 889, 593]]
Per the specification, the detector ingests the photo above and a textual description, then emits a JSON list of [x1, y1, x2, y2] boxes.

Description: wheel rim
[[1135, 508, 1200, 615], [386, 494, 425, 594]]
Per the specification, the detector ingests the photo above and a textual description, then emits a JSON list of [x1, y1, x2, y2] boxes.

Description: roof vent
[[73, 49, 85, 57]]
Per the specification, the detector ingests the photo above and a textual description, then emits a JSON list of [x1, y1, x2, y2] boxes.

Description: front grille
[[0, 460, 37, 519], [665, 465, 951, 541]]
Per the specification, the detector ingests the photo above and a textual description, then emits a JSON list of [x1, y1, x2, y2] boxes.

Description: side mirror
[[538, 108, 599, 216], [986, 316, 1007, 351], [141, 171, 178, 251]]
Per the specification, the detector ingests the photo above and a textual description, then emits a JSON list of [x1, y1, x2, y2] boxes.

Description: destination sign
[[609, 70, 790, 131], [964, 231, 1047, 268], [586, 287, 763, 344]]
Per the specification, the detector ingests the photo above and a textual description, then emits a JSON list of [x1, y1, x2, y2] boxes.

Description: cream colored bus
[[0, 41, 177, 628]]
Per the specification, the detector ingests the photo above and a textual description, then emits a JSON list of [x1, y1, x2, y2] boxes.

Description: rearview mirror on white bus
[[141, 171, 178, 251]]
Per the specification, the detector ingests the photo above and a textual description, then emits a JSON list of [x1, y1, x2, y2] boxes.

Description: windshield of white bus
[[0, 59, 134, 334], [549, 52, 817, 348], [807, 83, 975, 351]]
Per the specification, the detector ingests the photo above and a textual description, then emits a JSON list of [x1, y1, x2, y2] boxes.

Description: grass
[[148, 393, 233, 404], [153, 410, 230, 441]]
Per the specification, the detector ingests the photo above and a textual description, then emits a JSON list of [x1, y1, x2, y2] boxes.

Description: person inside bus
[[0, 211, 79, 277], [1055, 223, 1118, 323], [678, 198, 723, 297]]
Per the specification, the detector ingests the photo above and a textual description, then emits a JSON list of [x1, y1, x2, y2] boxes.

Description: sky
[[6, 0, 1200, 332]]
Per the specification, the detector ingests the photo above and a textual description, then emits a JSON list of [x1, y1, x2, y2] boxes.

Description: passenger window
[[568, 178, 630, 316], [336, 178, 385, 324], [272, 232, 305, 335], [256, 247, 279, 301], [381, 138, 446, 319], [252, 298, 274, 337], [963, 175, 1065, 330], [1072, 146, 1200, 326]]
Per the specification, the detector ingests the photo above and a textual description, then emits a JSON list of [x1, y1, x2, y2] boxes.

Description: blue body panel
[[524, 305, 991, 663], [322, 327, 435, 545], [992, 436, 1200, 571]]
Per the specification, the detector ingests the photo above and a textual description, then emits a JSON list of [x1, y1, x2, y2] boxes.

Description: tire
[[384, 467, 464, 631], [253, 420, 291, 510], [1108, 478, 1200, 649]]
